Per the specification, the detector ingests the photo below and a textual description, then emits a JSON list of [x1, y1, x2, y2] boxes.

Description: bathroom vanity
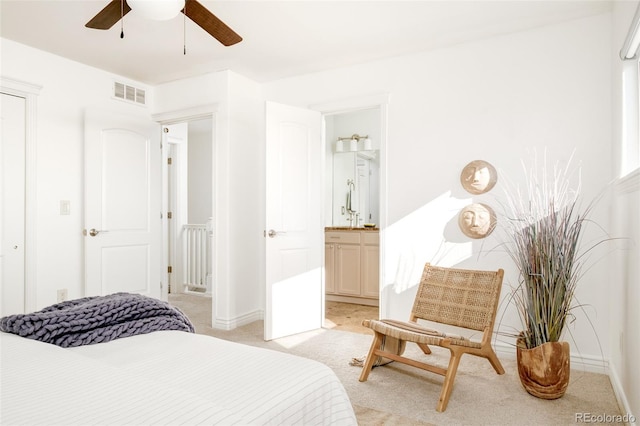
[[325, 227, 379, 306]]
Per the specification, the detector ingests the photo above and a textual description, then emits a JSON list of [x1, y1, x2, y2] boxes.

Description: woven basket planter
[[516, 339, 570, 399]]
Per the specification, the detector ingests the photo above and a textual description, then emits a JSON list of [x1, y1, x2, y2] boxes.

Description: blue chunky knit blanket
[[0, 292, 194, 347]]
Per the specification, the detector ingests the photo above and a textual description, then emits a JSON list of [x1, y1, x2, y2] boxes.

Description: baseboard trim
[[212, 309, 263, 330], [608, 365, 638, 425], [326, 294, 379, 306]]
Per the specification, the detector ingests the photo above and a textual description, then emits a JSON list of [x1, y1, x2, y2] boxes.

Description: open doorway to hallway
[[164, 117, 214, 297]]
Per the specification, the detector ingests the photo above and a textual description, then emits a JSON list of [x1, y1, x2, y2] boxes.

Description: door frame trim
[[152, 104, 219, 124], [1, 77, 42, 313], [311, 93, 390, 318]]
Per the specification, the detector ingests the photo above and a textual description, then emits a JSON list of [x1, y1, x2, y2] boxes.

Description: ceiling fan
[[85, 0, 242, 47]]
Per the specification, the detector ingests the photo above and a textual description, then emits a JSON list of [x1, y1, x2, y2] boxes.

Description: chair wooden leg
[[417, 343, 432, 354], [485, 349, 505, 375], [436, 350, 463, 412], [359, 332, 383, 382]]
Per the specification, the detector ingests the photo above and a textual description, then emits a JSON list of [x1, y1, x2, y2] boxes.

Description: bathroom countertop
[[325, 226, 379, 232]]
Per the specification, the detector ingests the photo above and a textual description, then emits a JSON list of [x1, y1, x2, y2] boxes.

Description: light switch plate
[[60, 200, 70, 215]]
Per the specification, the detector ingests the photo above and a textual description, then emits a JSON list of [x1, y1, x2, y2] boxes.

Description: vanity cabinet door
[[362, 244, 379, 298], [361, 231, 379, 298], [325, 243, 336, 294], [325, 230, 378, 302], [336, 244, 361, 296]]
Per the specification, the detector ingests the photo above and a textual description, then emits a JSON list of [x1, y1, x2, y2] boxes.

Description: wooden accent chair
[[358, 263, 505, 412]]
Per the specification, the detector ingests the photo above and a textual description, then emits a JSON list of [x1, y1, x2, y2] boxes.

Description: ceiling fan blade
[[183, 0, 242, 46], [86, 0, 131, 30]]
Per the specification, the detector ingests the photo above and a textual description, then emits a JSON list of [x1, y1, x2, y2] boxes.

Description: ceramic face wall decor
[[458, 203, 496, 239], [460, 160, 497, 195]]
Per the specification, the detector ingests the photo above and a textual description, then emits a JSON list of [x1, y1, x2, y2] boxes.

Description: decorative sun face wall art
[[458, 203, 497, 239], [460, 160, 497, 195]]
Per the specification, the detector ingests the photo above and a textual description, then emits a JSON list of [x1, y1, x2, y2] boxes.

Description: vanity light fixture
[[363, 137, 372, 151], [336, 134, 373, 152]]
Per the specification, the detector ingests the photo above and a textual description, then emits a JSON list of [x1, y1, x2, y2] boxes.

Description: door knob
[[267, 229, 286, 238], [84, 228, 107, 237]]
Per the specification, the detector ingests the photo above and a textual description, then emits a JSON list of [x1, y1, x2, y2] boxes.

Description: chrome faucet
[[346, 211, 360, 228]]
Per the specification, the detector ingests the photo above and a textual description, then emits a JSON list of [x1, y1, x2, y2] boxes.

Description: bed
[[0, 295, 357, 425]]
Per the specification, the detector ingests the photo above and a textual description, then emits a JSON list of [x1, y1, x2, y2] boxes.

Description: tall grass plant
[[500, 152, 602, 350]]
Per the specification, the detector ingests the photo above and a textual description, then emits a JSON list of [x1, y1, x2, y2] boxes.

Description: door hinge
[[167, 212, 173, 219], [168, 157, 172, 165], [168, 266, 172, 273]]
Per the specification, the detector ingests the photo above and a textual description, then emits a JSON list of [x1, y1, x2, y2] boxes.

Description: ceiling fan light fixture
[[127, 0, 186, 21]]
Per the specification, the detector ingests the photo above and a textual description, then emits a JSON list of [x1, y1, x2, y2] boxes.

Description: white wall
[[154, 70, 264, 328], [0, 39, 155, 309], [263, 13, 613, 362], [610, 1, 640, 418], [187, 118, 213, 224], [227, 72, 264, 325]]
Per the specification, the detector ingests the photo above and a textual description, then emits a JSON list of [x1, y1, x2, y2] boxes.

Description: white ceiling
[[0, 0, 612, 85]]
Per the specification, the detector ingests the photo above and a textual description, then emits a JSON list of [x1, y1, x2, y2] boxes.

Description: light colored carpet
[[169, 293, 622, 426]]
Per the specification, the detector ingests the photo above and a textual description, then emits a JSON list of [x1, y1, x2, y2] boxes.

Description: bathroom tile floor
[[324, 301, 378, 335]]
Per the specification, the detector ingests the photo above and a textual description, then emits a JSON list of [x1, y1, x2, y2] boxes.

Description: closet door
[[0, 93, 26, 316]]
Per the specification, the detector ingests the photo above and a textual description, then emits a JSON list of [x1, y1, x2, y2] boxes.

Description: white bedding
[[0, 331, 357, 425]]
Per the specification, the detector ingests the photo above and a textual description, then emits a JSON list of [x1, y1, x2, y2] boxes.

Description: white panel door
[[265, 101, 322, 340], [84, 108, 162, 299], [0, 93, 26, 316]]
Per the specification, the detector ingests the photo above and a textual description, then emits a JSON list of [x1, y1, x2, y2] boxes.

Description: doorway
[[319, 97, 388, 330], [162, 117, 214, 297]]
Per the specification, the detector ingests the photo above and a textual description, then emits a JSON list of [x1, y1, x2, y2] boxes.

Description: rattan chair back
[[411, 264, 503, 332]]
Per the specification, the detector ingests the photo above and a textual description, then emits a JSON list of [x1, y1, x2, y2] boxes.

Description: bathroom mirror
[[331, 151, 379, 227], [324, 107, 381, 228]]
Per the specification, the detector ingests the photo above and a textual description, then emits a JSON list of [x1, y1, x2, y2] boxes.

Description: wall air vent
[[113, 81, 146, 106]]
